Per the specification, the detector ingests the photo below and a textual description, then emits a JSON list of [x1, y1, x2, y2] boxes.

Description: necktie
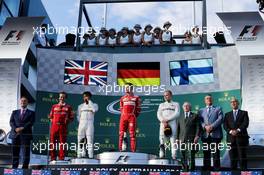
[[233, 110, 237, 122], [185, 112, 188, 118], [207, 107, 211, 117], [20, 109, 25, 120]]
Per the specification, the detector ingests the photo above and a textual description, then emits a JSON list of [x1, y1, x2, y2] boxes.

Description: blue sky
[[42, 0, 257, 44]]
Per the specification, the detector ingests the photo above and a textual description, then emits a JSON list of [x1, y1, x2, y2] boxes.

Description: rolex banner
[[32, 90, 240, 157]]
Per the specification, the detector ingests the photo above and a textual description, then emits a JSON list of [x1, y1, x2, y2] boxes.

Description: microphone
[[85, 99, 88, 104]]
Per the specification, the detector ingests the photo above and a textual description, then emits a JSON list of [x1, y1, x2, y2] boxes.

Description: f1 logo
[[116, 155, 129, 163], [4, 30, 25, 41], [239, 25, 262, 37]]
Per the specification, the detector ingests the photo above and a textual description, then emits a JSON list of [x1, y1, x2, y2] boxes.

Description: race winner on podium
[[119, 83, 141, 152]]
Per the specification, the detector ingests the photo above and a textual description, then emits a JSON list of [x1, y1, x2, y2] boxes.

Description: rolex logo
[[105, 139, 110, 144], [106, 117, 111, 122]]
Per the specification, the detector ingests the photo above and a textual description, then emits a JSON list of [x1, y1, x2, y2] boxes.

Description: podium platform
[[148, 159, 180, 165], [49, 160, 70, 165], [98, 152, 156, 164], [71, 158, 100, 164]]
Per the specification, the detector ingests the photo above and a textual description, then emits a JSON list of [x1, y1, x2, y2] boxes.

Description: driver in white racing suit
[[77, 91, 98, 158], [157, 90, 180, 159]]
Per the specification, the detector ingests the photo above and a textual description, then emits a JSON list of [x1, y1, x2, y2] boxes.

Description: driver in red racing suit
[[119, 83, 141, 152], [49, 92, 74, 161]]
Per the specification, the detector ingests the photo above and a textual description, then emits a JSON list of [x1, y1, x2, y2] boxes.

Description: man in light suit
[[176, 102, 201, 171], [224, 97, 249, 170], [9, 96, 35, 169], [199, 94, 223, 171]]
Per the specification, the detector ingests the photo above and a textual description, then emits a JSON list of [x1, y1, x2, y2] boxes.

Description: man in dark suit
[[224, 97, 249, 170], [199, 94, 223, 171], [176, 102, 200, 171], [9, 96, 35, 169]]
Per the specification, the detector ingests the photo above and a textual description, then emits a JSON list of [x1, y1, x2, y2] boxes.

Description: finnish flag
[[170, 58, 214, 85]]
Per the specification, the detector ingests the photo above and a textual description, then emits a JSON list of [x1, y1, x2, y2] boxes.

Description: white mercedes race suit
[[77, 100, 98, 158], [157, 101, 180, 159]]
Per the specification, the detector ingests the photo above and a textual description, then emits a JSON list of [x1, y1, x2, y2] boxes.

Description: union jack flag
[[64, 60, 108, 86], [4, 169, 23, 175], [31, 170, 51, 175], [180, 172, 201, 175], [89, 171, 110, 175], [60, 170, 80, 175], [119, 172, 140, 175], [241, 171, 262, 175], [149, 172, 170, 175], [210, 172, 231, 175]]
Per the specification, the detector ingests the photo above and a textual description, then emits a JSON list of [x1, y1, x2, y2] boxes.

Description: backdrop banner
[[241, 55, 264, 146], [37, 46, 240, 96], [0, 17, 44, 63], [32, 90, 240, 157], [217, 12, 264, 56], [33, 47, 241, 157], [0, 59, 21, 134]]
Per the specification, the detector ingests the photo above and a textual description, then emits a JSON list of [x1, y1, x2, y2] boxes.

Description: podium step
[[71, 158, 100, 164], [148, 159, 180, 165], [97, 152, 157, 164], [49, 160, 70, 165]]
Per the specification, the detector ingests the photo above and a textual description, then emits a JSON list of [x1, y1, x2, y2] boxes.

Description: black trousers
[[202, 137, 221, 170], [229, 139, 248, 170], [181, 150, 196, 171], [12, 137, 31, 169]]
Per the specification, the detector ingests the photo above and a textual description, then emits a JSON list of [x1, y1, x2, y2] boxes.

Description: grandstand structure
[[76, 0, 209, 50]]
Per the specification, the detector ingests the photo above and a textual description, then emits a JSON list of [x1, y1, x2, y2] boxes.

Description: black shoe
[[202, 166, 211, 171], [213, 167, 221, 171], [190, 167, 196, 171], [22, 165, 29, 169], [182, 164, 188, 171]]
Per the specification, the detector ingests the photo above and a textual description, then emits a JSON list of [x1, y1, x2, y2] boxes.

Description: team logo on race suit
[[106, 99, 156, 115], [237, 25, 263, 41]]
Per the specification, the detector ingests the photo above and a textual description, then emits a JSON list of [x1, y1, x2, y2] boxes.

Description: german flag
[[117, 62, 160, 86]]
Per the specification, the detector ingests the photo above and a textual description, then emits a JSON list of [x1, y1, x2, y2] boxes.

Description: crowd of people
[[82, 21, 202, 47], [34, 22, 203, 47]]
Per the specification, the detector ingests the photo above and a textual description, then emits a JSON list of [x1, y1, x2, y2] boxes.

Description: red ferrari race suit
[[49, 103, 74, 161], [119, 94, 141, 152]]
